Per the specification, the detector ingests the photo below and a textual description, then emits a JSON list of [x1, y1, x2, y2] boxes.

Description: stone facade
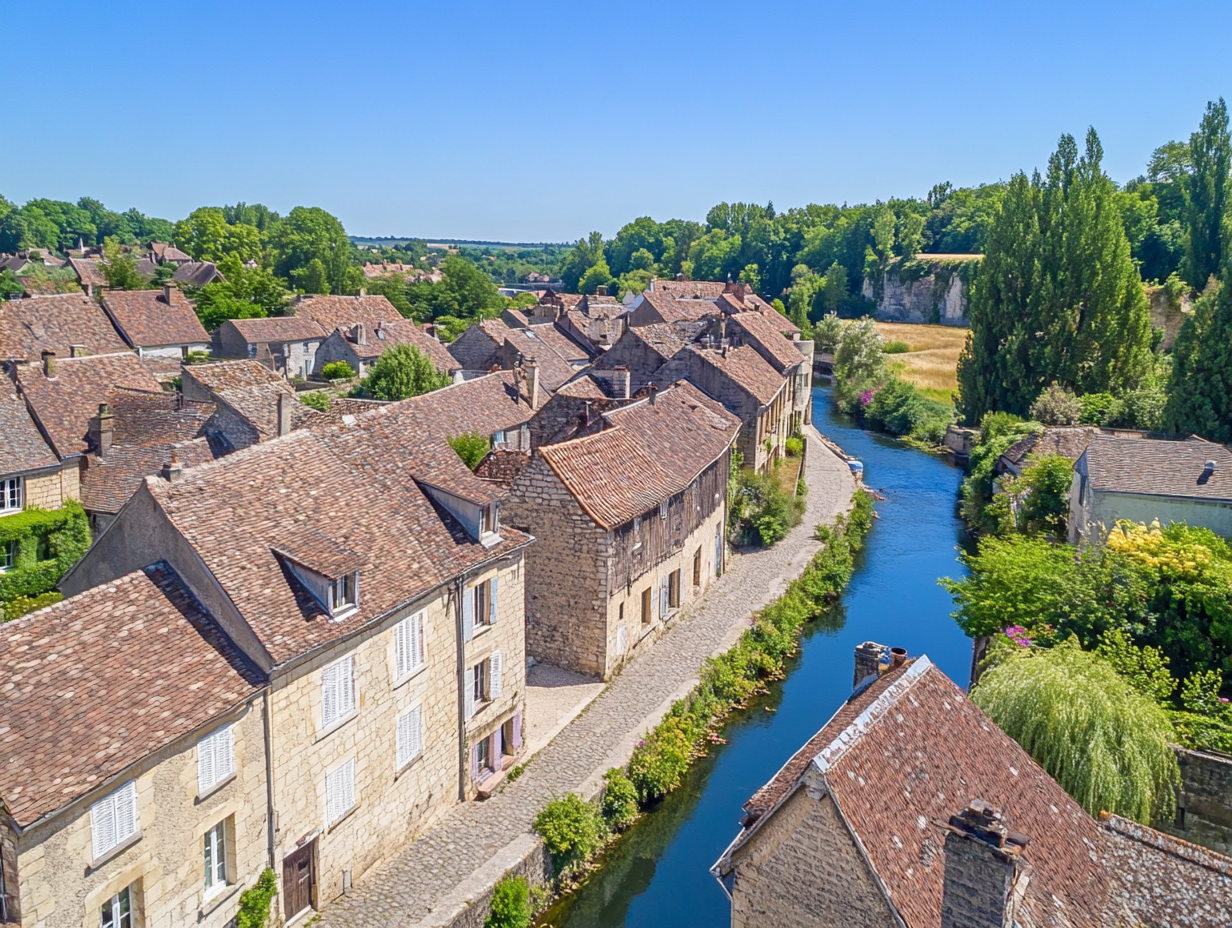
[[11, 697, 268, 928], [19, 464, 79, 511], [1164, 748, 1232, 856], [1146, 284, 1192, 351], [728, 784, 895, 928]]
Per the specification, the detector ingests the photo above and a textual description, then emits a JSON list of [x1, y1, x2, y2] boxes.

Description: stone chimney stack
[[163, 282, 175, 304], [940, 801, 1028, 928], [70, 344, 86, 358], [160, 453, 184, 484], [853, 641, 884, 690], [277, 391, 293, 437], [525, 361, 540, 409], [41, 350, 56, 377], [648, 383, 658, 406], [353, 323, 368, 346], [89, 403, 115, 458], [596, 285, 607, 296], [614, 365, 630, 400]]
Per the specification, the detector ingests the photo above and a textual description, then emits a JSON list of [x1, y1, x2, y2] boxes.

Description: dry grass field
[[873, 321, 968, 401]]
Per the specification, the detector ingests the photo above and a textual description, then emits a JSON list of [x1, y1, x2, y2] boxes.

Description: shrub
[[185, 350, 211, 364], [485, 874, 531, 928], [734, 471, 801, 546], [628, 716, 693, 803], [601, 768, 638, 831], [3, 591, 62, 622], [448, 431, 491, 470], [881, 340, 910, 354], [1029, 383, 1082, 426], [352, 344, 450, 401], [236, 868, 278, 928], [299, 391, 331, 412], [1078, 392, 1119, 425], [321, 360, 355, 379], [533, 794, 604, 868], [864, 377, 951, 445], [0, 502, 91, 605], [784, 436, 804, 457]]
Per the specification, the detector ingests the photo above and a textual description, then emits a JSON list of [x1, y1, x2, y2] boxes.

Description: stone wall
[[1163, 748, 1232, 856], [1146, 284, 1192, 350], [15, 697, 268, 928], [22, 463, 78, 510], [863, 257, 979, 327]]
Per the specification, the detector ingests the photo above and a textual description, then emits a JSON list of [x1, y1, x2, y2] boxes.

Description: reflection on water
[[544, 388, 973, 928]]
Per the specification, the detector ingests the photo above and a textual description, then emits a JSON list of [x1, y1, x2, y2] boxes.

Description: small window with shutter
[[489, 650, 503, 700], [321, 655, 357, 729], [394, 612, 426, 682], [325, 758, 356, 824], [197, 725, 235, 795], [91, 781, 139, 861], [396, 705, 424, 769]]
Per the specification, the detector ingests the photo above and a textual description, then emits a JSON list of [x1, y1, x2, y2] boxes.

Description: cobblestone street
[[316, 428, 857, 928]]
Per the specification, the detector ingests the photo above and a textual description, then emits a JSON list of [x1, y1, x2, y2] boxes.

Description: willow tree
[[972, 642, 1179, 824], [958, 130, 1152, 422]]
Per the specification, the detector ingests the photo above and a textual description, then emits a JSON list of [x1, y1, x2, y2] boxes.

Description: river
[[541, 385, 975, 928]]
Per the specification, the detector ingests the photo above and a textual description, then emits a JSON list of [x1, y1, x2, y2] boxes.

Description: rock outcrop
[[862, 254, 981, 327]]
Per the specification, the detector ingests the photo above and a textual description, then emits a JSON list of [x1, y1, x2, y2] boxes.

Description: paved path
[[317, 428, 857, 928]]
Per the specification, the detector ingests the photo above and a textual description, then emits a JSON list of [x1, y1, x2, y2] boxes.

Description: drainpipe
[[263, 685, 277, 869], [454, 577, 468, 802]]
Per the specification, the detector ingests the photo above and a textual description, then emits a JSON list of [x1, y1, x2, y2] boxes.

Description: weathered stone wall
[[15, 697, 268, 928], [1145, 284, 1192, 350], [1163, 748, 1232, 856], [863, 258, 977, 327], [23, 463, 78, 510], [729, 784, 895, 928], [312, 333, 365, 379], [684, 351, 780, 473]]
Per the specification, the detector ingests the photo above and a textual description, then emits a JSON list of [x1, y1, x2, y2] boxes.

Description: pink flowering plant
[[1003, 625, 1033, 647]]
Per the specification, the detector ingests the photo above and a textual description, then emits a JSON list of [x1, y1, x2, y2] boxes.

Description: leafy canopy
[[352, 343, 450, 401]]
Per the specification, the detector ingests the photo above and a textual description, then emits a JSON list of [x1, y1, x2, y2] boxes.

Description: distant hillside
[[350, 236, 569, 250]]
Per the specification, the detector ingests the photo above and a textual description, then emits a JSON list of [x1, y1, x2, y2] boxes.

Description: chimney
[[583, 401, 593, 427], [353, 323, 367, 346], [41, 350, 56, 377], [89, 403, 115, 458], [648, 383, 658, 405], [941, 801, 1028, 928], [853, 641, 884, 690], [163, 282, 175, 304], [596, 285, 607, 296], [614, 365, 630, 400], [890, 646, 908, 671], [675, 272, 685, 281], [69, 344, 86, 358], [277, 391, 293, 437], [160, 453, 184, 484], [524, 361, 541, 409], [359, 287, 367, 297]]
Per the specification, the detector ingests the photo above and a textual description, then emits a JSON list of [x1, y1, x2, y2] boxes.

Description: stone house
[[719, 312, 813, 432], [312, 318, 457, 379], [101, 285, 211, 360], [504, 381, 740, 679], [711, 644, 1232, 928], [180, 359, 286, 403], [212, 316, 329, 378], [624, 291, 712, 328], [385, 370, 543, 453], [0, 565, 269, 928], [447, 318, 585, 393], [1069, 434, 1232, 543], [57, 403, 532, 923], [287, 294, 402, 336], [447, 318, 511, 371], [591, 321, 706, 393], [0, 292, 129, 362], [0, 388, 73, 516], [994, 426, 1098, 478], [67, 256, 107, 298]]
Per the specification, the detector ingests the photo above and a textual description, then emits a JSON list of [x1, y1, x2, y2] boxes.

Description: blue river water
[[543, 385, 974, 928]]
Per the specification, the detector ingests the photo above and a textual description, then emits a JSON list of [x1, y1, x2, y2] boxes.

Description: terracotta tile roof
[[629, 321, 704, 361], [290, 294, 402, 332], [144, 418, 530, 664], [79, 390, 219, 515], [687, 345, 784, 405], [341, 318, 457, 371], [171, 261, 223, 286], [1000, 426, 1097, 470], [212, 383, 323, 440], [0, 387, 58, 474], [17, 353, 164, 457], [537, 381, 739, 529], [447, 318, 509, 371], [633, 292, 714, 325], [68, 257, 106, 288], [224, 316, 329, 344], [183, 359, 284, 393], [355, 372, 535, 449], [474, 449, 531, 488], [0, 564, 264, 827], [727, 311, 805, 372], [649, 279, 726, 299], [731, 657, 1232, 928], [0, 292, 129, 361], [556, 374, 610, 399], [521, 321, 592, 365], [501, 326, 581, 391], [102, 287, 209, 348], [1084, 434, 1232, 502]]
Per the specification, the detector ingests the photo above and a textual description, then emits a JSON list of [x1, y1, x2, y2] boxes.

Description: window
[[633, 516, 641, 536], [641, 587, 652, 627], [0, 477, 20, 513], [471, 661, 485, 712], [463, 577, 498, 640], [0, 540, 14, 572], [475, 580, 490, 627], [465, 651, 503, 720], [659, 500, 668, 520], [197, 725, 234, 795], [203, 821, 227, 896], [328, 573, 357, 616], [475, 735, 490, 776], [396, 705, 423, 769], [668, 569, 681, 609], [91, 781, 138, 861], [693, 548, 702, 588], [715, 528, 723, 578], [321, 656, 356, 728], [394, 612, 426, 680], [325, 759, 356, 824], [99, 887, 132, 928], [482, 504, 498, 535]]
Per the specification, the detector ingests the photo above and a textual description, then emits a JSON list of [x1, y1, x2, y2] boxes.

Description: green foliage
[[0, 502, 91, 608], [992, 454, 1075, 537], [958, 412, 1041, 532], [299, 391, 332, 412], [1096, 629, 1178, 703], [831, 317, 887, 411], [1180, 98, 1230, 290], [448, 432, 490, 470], [973, 641, 1180, 823], [812, 311, 843, 353], [1029, 383, 1082, 426], [321, 360, 355, 380], [3, 591, 62, 622], [188, 256, 291, 331], [484, 875, 531, 928], [729, 469, 802, 547], [101, 238, 152, 290], [958, 131, 1152, 424], [578, 260, 614, 295], [1180, 669, 1226, 716], [173, 207, 262, 263], [881, 340, 910, 354], [269, 206, 363, 296], [352, 344, 451, 401], [863, 377, 952, 445], [784, 436, 804, 457], [407, 256, 506, 322], [1164, 276, 1232, 442], [235, 868, 277, 928], [0, 268, 23, 299], [533, 794, 605, 869], [601, 768, 639, 831]]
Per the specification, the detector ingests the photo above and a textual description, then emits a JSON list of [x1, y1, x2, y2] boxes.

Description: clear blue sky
[[6, 0, 1229, 242]]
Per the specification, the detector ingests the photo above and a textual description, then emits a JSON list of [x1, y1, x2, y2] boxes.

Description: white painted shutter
[[91, 793, 116, 859], [114, 782, 137, 843], [325, 767, 337, 823], [397, 706, 423, 767], [395, 618, 410, 678], [216, 726, 234, 780], [409, 705, 423, 759], [488, 577, 499, 625], [198, 735, 215, 793], [616, 624, 627, 656], [465, 669, 475, 720], [489, 651, 503, 700], [414, 612, 425, 668], [462, 585, 475, 642], [340, 656, 355, 716], [341, 759, 356, 812], [322, 662, 338, 726]]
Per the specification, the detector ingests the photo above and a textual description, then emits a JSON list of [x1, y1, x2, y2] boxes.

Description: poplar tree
[[1182, 98, 1230, 290], [958, 130, 1151, 422], [1164, 273, 1232, 441]]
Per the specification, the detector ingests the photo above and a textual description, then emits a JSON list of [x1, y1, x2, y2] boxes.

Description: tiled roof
[[224, 316, 329, 344], [447, 318, 509, 371], [538, 381, 739, 529], [0, 564, 263, 827], [341, 318, 457, 371], [556, 373, 610, 399], [521, 321, 592, 364], [630, 321, 702, 360], [727, 311, 805, 372], [0, 292, 129, 361], [1084, 434, 1232, 502], [290, 294, 402, 332], [1001, 426, 1097, 469], [359, 372, 535, 447], [474, 449, 531, 488], [501, 326, 580, 391], [649, 279, 726, 299], [79, 390, 219, 515], [68, 257, 106, 288], [183, 359, 284, 393], [146, 417, 529, 664], [0, 388, 58, 475], [171, 261, 223, 286], [17, 353, 164, 457], [212, 383, 323, 440], [633, 292, 714, 325], [102, 287, 209, 348], [688, 344, 784, 405], [732, 657, 1232, 928]]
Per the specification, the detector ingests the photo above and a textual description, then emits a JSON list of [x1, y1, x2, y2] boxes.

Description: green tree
[[629, 247, 656, 271], [739, 263, 761, 292], [821, 262, 847, 314], [173, 207, 262, 263], [972, 640, 1179, 823], [353, 343, 450, 401], [0, 268, 22, 299], [295, 258, 331, 295], [188, 255, 291, 330], [895, 210, 925, 257], [101, 237, 151, 290], [268, 206, 362, 295], [557, 231, 605, 292], [408, 256, 506, 321], [448, 432, 490, 470], [831, 317, 887, 410], [484, 875, 530, 928], [1164, 275, 1232, 441], [812, 312, 842, 353], [1181, 99, 1230, 289], [578, 259, 614, 295]]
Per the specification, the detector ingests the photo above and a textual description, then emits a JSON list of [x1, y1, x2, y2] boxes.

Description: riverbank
[[313, 426, 858, 928]]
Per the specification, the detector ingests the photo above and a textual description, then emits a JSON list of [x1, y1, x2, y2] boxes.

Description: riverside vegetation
[[517, 491, 874, 918]]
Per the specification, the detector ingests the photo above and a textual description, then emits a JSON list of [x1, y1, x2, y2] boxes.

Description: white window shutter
[[395, 619, 408, 678], [325, 768, 337, 823], [342, 759, 356, 811], [465, 673, 475, 720], [115, 782, 137, 842], [617, 624, 627, 656], [488, 576, 499, 625], [342, 656, 355, 715], [462, 586, 475, 642], [91, 795, 116, 859], [414, 612, 425, 668], [397, 712, 411, 767], [489, 650, 503, 700], [410, 705, 423, 760], [198, 735, 215, 793], [217, 726, 234, 780], [322, 663, 337, 726]]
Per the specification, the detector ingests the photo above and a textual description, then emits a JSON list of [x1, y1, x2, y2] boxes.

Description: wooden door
[[283, 840, 316, 920]]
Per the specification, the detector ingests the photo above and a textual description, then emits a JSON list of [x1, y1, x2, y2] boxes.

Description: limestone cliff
[[1145, 283, 1191, 349], [862, 254, 980, 326]]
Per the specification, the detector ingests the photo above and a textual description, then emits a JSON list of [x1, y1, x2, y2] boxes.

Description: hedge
[[0, 502, 91, 613]]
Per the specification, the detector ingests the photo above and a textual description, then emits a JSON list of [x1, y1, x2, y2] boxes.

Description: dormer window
[[329, 572, 358, 617], [482, 503, 499, 536]]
